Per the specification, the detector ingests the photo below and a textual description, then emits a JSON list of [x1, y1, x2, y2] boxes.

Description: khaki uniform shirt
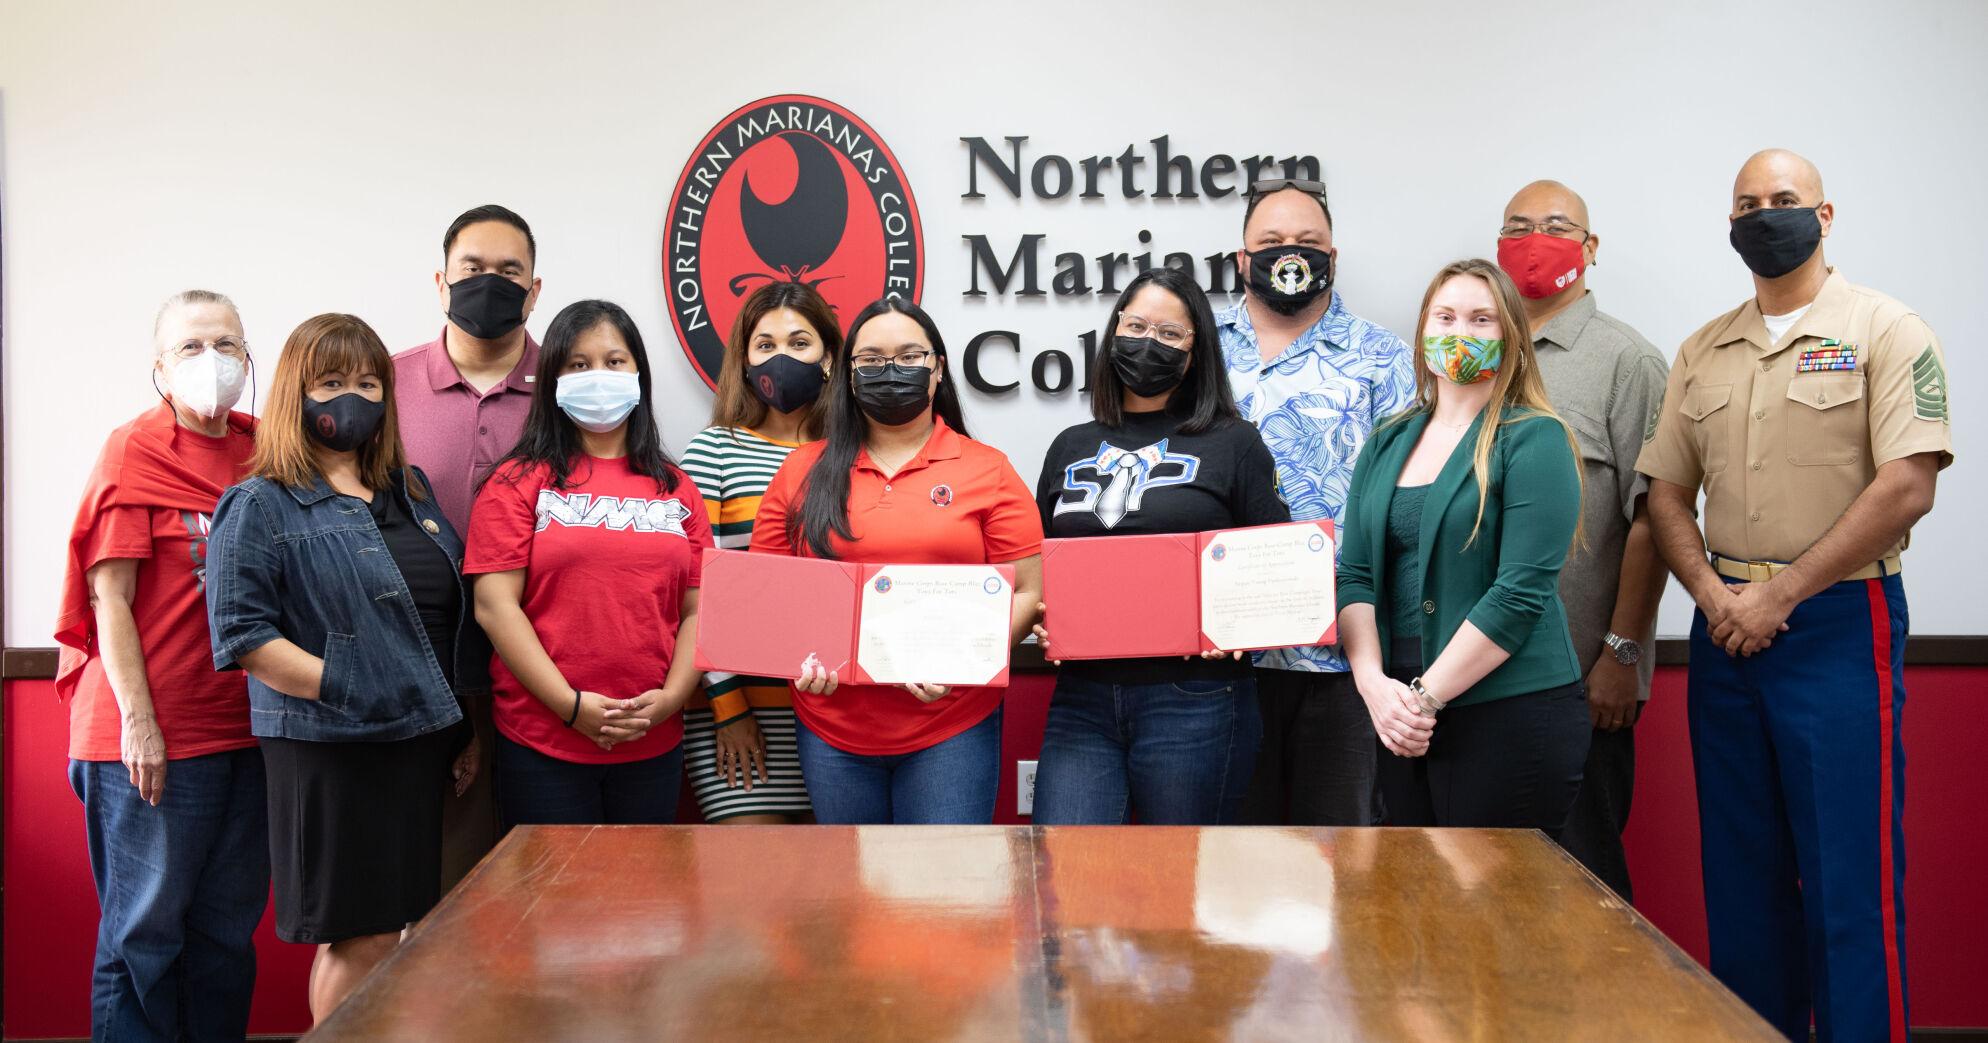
[[1534, 294, 1669, 697], [1635, 268, 1953, 564]]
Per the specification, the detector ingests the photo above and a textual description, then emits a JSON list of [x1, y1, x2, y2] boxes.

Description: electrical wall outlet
[[1017, 760, 1038, 817]]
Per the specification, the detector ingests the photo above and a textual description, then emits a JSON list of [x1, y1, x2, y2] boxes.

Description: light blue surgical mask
[[555, 370, 642, 433]]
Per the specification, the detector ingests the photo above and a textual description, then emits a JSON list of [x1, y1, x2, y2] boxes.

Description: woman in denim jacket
[[205, 314, 479, 1024]]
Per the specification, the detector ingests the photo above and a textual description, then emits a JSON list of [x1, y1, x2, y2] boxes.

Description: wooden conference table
[[308, 825, 1776, 1041]]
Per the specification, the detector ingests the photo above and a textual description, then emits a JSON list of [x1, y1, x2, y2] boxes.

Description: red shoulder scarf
[[53, 402, 256, 700]]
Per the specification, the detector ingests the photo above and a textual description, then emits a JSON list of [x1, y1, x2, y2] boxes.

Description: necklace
[[1430, 414, 1472, 432]]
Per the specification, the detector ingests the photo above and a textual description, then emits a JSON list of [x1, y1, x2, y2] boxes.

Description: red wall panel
[[8, 664, 1984, 1035]]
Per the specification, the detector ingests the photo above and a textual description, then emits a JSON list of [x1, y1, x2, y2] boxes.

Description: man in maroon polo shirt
[[394, 204, 542, 889]]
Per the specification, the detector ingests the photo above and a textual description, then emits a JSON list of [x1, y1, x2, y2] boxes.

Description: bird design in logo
[[730, 131, 849, 296], [315, 414, 338, 439]]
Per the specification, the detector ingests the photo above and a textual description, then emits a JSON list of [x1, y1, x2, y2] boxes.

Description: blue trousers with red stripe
[[1689, 573, 1909, 1042]]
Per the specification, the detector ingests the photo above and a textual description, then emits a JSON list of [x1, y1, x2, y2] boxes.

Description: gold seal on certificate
[[856, 564, 1015, 686], [1198, 522, 1337, 652]]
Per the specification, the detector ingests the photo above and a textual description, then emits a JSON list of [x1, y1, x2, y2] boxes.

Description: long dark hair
[[487, 299, 680, 494], [707, 281, 839, 439], [1089, 266, 1239, 435], [790, 297, 968, 559]]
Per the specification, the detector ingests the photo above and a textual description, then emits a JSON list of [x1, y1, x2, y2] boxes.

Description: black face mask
[[303, 392, 386, 453], [1110, 336, 1188, 398], [747, 354, 827, 415], [1246, 244, 1334, 315], [1729, 207, 1822, 279], [447, 273, 530, 340], [852, 363, 933, 427]]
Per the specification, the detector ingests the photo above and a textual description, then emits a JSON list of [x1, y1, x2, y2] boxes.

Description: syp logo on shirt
[[665, 95, 925, 389]]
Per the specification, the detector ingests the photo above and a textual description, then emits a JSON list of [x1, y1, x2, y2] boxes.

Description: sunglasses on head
[[1247, 178, 1329, 202]]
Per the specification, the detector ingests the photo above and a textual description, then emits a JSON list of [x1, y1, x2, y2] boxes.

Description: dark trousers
[[1559, 717, 1638, 899], [1239, 668, 1380, 826], [1377, 683, 1590, 838], [440, 688, 500, 891], [1689, 575, 1909, 1042], [495, 734, 684, 828], [69, 748, 269, 1043]]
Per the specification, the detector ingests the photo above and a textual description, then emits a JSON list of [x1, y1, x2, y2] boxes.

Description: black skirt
[[261, 724, 459, 944]]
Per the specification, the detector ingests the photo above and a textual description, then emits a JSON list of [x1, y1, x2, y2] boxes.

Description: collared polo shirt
[[750, 418, 1043, 756], [1636, 269, 1953, 565], [392, 328, 541, 536], [1532, 292, 1670, 694], [1218, 291, 1417, 672]]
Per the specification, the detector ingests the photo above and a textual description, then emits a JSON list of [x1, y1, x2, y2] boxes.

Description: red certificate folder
[[695, 550, 1016, 687], [1040, 520, 1336, 659], [1039, 533, 1203, 660], [695, 550, 861, 678]]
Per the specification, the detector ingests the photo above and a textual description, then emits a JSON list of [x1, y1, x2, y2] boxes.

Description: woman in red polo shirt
[[751, 297, 1043, 824], [467, 299, 712, 826]]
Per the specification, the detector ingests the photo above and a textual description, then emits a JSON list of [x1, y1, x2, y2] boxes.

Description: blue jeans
[[1034, 674, 1262, 825], [495, 735, 684, 827], [69, 748, 269, 1043], [797, 709, 1003, 824]]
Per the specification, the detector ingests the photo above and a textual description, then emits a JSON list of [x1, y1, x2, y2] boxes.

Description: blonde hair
[[248, 313, 423, 499], [1406, 258, 1582, 548]]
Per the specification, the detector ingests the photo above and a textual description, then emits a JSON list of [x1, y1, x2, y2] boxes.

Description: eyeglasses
[[1118, 314, 1193, 347], [168, 337, 249, 360], [1499, 219, 1589, 240], [1247, 178, 1329, 203], [851, 349, 935, 373]]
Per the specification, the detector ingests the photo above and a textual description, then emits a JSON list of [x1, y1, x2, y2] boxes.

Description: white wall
[[4, 0, 1982, 644]]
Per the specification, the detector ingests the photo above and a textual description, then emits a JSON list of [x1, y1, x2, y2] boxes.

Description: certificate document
[[1197, 522, 1337, 652], [856, 564, 1015, 686]]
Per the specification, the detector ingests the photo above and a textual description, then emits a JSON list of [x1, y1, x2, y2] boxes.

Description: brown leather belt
[[1709, 553, 1902, 584]]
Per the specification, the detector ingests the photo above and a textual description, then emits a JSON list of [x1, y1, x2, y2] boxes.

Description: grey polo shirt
[[1533, 293, 1670, 699]]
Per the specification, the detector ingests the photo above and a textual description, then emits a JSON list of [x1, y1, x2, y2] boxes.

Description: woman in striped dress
[[678, 283, 836, 822]]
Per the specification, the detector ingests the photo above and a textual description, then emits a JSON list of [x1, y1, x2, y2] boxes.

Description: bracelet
[[564, 690, 582, 727]]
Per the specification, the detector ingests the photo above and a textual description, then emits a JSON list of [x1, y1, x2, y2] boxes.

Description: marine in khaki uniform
[[1637, 149, 1952, 1043]]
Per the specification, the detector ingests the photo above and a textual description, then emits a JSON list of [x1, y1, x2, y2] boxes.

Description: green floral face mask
[[1423, 335, 1504, 385]]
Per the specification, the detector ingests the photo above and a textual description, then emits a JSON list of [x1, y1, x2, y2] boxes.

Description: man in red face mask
[[1495, 181, 1671, 902]]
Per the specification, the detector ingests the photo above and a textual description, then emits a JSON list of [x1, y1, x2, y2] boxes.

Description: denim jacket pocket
[[316, 631, 405, 723]]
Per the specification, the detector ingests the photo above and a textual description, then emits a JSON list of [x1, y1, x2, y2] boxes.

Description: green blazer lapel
[[1359, 414, 1424, 566], [1416, 407, 1491, 582]]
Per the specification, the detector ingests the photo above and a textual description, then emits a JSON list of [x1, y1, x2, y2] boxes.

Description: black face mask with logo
[[852, 363, 932, 426], [1728, 207, 1823, 279], [447, 273, 530, 340], [747, 354, 828, 415], [1110, 336, 1189, 398], [303, 392, 386, 453], [1245, 244, 1335, 316]]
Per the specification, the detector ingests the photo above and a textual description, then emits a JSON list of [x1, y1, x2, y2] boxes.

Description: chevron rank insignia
[[1912, 345, 1948, 423]]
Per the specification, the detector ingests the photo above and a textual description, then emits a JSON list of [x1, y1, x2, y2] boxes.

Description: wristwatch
[[1603, 632, 1643, 666], [1407, 676, 1443, 716]]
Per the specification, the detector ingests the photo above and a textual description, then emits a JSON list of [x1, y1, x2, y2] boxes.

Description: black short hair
[[442, 205, 536, 268], [1242, 186, 1332, 236]]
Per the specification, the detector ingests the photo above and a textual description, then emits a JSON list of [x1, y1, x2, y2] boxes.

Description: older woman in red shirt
[[55, 290, 265, 1042]]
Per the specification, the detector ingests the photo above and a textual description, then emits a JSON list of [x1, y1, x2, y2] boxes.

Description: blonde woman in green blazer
[[1336, 258, 1588, 838]]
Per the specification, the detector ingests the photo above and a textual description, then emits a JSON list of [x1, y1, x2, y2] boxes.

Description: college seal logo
[[664, 94, 924, 389]]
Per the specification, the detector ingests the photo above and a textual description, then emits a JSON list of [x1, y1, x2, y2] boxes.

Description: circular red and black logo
[[664, 94, 924, 389]]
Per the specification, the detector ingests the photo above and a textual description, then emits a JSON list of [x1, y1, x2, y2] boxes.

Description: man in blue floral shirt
[[1220, 179, 1417, 825]]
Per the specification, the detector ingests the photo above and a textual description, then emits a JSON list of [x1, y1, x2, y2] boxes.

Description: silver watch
[[1603, 632, 1643, 666]]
